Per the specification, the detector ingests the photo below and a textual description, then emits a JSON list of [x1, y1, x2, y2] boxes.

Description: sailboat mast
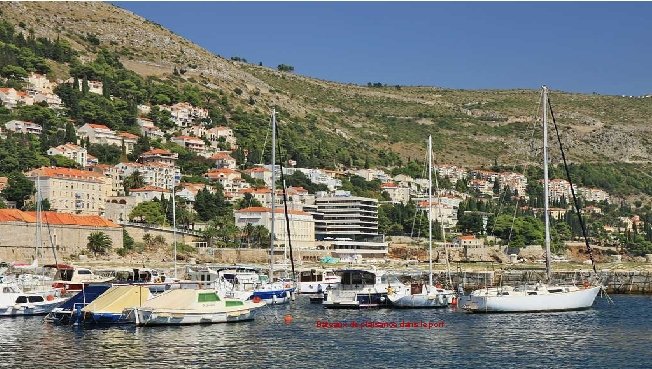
[[172, 184, 177, 278], [428, 135, 433, 287], [542, 86, 552, 281], [270, 109, 276, 281], [36, 175, 41, 262]]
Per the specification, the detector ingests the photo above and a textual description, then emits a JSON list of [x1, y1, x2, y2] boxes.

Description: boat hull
[[0, 300, 63, 316], [323, 292, 390, 309], [461, 286, 601, 313], [133, 308, 254, 326], [389, 294, 448, 308]]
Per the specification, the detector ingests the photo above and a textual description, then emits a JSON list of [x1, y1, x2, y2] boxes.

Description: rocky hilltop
[[3, 1, 651, 167]]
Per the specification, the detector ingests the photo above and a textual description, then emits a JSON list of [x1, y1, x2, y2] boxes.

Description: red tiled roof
[[130, 186, 171, 193], [28, 167, 105, 180], [87, 123, 111, 130], [210, 152, 235, 160], [0, 209, 118, 228], [141, 148, 173, 156], [118, 132, 139, 139]]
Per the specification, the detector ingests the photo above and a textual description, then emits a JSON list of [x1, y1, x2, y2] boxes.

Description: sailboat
[[388, 135, 455, 308], [461, 86, 601, 313], [213, 109, 295, 305]]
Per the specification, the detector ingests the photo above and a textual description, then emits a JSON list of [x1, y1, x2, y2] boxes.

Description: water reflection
[[0, 295, 651, 368]]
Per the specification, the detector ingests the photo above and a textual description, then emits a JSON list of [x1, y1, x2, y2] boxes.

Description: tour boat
[[128, 288, 266, 326], [0, 276, 66, 316], [461, 86, 602, 313], [323, 269, 409, 309]]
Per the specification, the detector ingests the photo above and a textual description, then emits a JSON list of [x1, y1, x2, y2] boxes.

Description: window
[[28, 296, 44, 303], [77, 269, 92, 275]]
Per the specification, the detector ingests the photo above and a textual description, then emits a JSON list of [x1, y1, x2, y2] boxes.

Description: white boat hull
[[133, 308, 255, 325], [0, 299, 65, 316], [461, 286, 601, 313]]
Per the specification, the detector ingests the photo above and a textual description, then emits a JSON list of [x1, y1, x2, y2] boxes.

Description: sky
[[116, 2, 652, 96]]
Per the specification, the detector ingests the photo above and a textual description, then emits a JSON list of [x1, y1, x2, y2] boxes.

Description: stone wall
[[0, 222, 123, 262], [123, 224, 200, 246]]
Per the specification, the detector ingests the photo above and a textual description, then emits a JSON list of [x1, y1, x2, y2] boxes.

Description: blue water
[[0, 294, 650, 368]]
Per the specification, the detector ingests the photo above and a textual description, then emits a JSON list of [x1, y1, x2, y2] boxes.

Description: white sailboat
[[388, 135, 454, 308], [461, 86, 601, 313]]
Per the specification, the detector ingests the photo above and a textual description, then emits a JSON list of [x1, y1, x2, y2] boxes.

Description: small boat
[[46, 264, 114, 294], [129, 288, 266, 326], [45, 284, 112, 324], [0, 276, 66, 316], [323, 269, 409, 309], [297, 268, 340, 294], [80, 285, 151, 324]]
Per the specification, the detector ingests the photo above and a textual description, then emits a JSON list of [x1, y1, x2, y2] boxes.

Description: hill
[[2, 1, 652, 169]]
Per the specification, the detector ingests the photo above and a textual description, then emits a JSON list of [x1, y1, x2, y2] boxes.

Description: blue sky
[[116, 2, 652, 96]]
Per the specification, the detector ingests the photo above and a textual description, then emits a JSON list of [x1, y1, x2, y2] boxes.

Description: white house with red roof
[[243, 166, 273, 187], [129, 186, 171, 201], [0, 88, 34, 109], [159, 102, 209, 128], [5, 120, 42, 135], [47, 143, 87, 167], [210, 151, 237, 169], [77, 123, 138, 154], [171, 135, 207, 155], [136, 117, 165, 140], [138, 148, 178, 167], [114, 162, 180, 194], [380, 182, 410, 204], [234, 206, 315, 249], [204, 168, 249, 195]]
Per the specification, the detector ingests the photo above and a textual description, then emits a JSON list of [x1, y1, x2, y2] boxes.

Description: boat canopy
[[57, 285, 112, 310], [82, 286, 151, 314], [142, 289, 238, 310]]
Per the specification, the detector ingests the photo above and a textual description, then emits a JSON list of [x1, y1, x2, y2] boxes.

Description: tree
[[123, 170, 145, 194], [129, 201, 166, 225], [1, 64, 28, 79], [236, 192, 262, 210], [2, 172, 35, 209], [277, 64, 294, 72], [194, 187, 231, 221], [87, 231, 112, 256]]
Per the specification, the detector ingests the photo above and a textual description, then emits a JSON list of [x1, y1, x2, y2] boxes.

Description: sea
[[1, 294, 650, 369]]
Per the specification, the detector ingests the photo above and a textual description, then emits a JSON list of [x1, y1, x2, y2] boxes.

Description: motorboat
[[297, 268, 340, 294], [45, 284, 112, 324], [0, 276, 66, 316], [323, 269, 409, 309], [128, 288, 266, 326], [46, 264, 113, 294]]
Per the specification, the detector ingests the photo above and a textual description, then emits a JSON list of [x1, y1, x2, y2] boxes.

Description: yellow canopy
[[82, 285, 151, 313]]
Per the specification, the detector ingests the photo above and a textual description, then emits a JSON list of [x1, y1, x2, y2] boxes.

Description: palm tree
[[87, 232, 113, 257]]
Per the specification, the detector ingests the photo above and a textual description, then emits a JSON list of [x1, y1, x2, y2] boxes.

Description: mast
[[172, 183, 177, 278], [542, 86, 552, 281], [35, 175, 41, 264], [428, 135, 433, 287], [270, 109, 276, 281]]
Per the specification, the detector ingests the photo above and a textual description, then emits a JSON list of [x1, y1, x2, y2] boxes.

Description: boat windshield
[[380, 274, 402, 285]]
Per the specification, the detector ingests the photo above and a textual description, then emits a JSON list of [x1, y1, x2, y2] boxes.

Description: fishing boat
[[388, 135, 455, 308], [129, 288, 265, 326], [80, 285, 151, 324], [461, 86, 601, 313], [323, 269, 409, 309], [45, 284, 111, 324], [0, 275, 66, 316]]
